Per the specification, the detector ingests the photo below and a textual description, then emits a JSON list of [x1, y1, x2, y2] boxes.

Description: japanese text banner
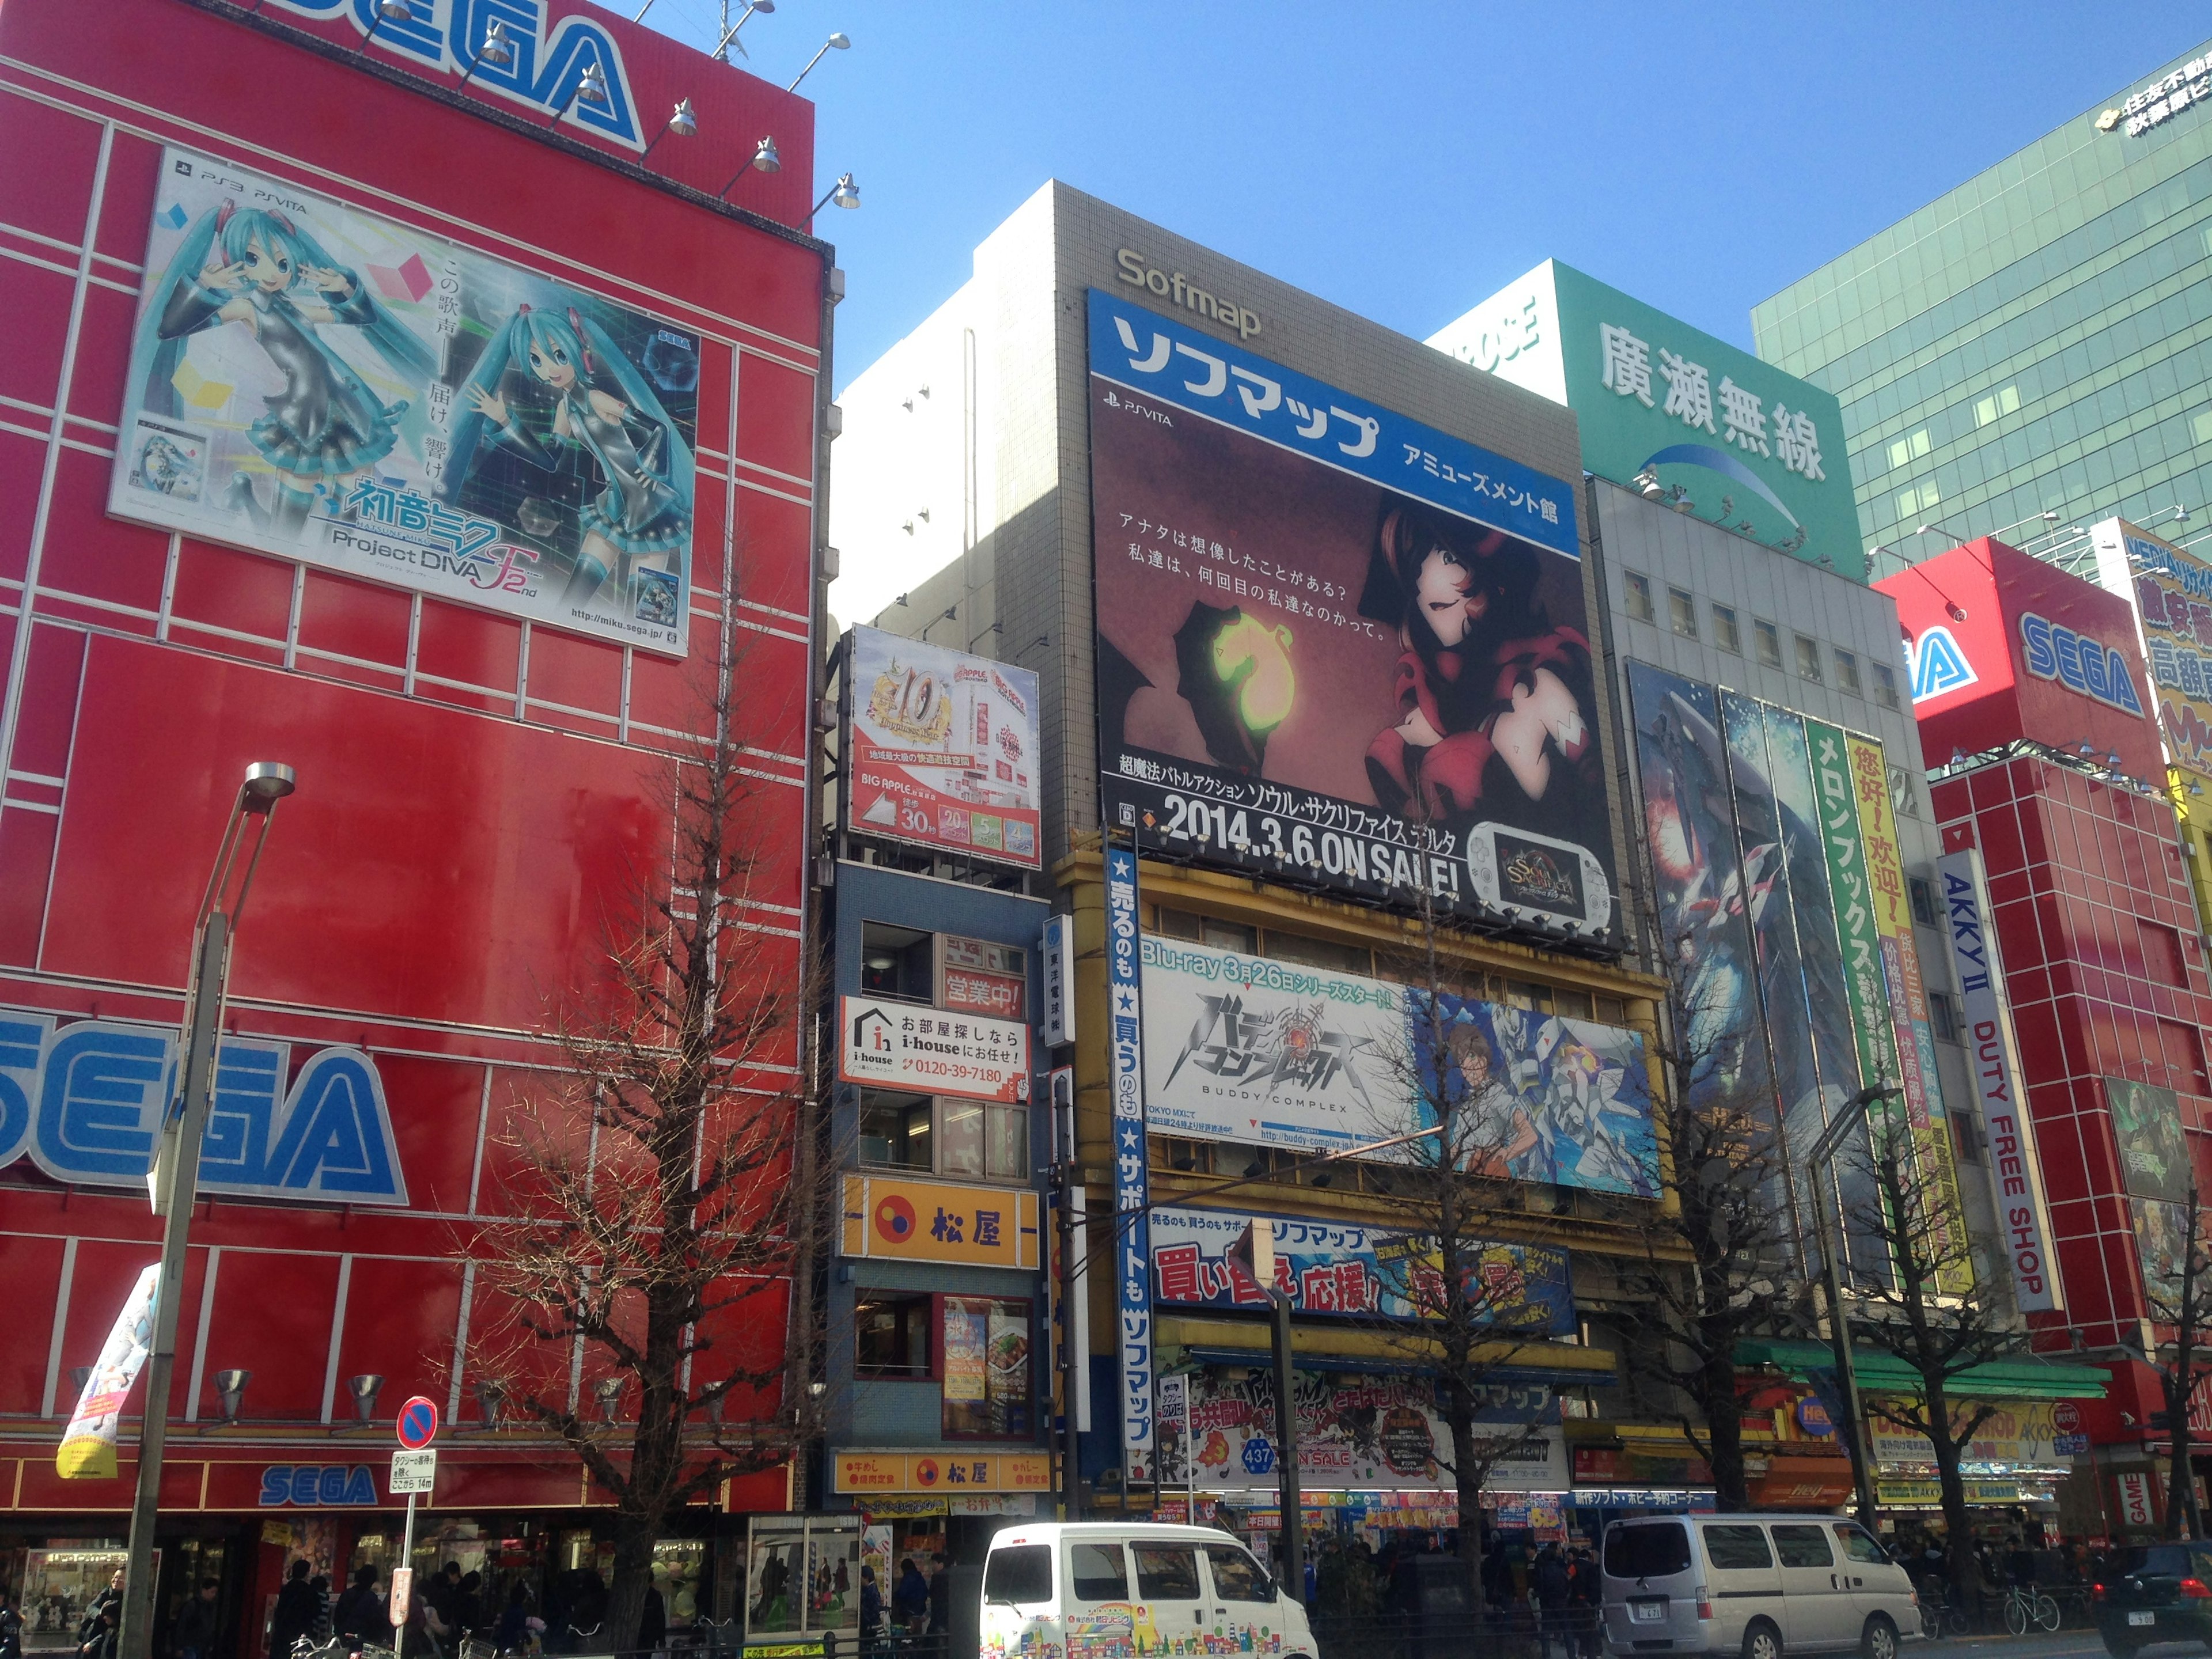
[[838, 1176, 1039, 1270]]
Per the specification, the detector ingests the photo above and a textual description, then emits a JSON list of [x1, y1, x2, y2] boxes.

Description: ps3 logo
[[0, 1012, 408, 1206], [2018, 611, 2146, 717], [259, 0, 642, 149]]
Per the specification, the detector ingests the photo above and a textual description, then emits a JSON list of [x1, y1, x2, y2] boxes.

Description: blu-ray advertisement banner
[[1086, 289, 1618, 946], [112, 147, 699, 655], [843, 627, 1042, 868]]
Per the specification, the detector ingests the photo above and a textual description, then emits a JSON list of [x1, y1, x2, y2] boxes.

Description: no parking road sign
[[396, 1395, 439, 1450]]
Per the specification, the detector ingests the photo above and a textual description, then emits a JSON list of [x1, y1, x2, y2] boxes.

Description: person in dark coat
[[76, 1600, 119, 1659], [891, 1561, 927, 1633], [270, 1562, 322, 1659], [858, 1566, 882, 1638], [453, 1574, 484, 1641], [637, 1581, 666, 1654], [494, 1584, 530, 1653], [173, 1580, 223, 1659], [331, 1569, 382, 1655], [0, 1585, 25, 1659], [1532, 1544, 1571, 1659], [926, 1555, 951, 1635]]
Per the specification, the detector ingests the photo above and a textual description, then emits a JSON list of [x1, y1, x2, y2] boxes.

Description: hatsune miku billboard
[[110, 147, 699, 655], [1086, 289, 1618, 949]]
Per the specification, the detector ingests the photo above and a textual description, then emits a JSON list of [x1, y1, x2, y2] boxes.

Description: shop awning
[[1737, 1339, 2107, 1402], [1160, 1315, 1616, 1384]]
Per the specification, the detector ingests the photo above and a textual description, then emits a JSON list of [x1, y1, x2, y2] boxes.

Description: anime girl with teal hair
[[442, 304, 692, 611], [138, 201, 433, 536]]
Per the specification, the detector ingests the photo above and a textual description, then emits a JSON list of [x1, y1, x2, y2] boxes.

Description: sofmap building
[[0, 0, 831, 1643]]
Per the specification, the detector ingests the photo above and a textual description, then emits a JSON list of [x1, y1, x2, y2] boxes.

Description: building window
[[1794, 634, 1823, 681], [1712, 603, 1741, 654], [855, 1291, 931, 1378], [1889, 766, 1921, 819], [2194, 410, 2212, 448], [867, 1091, 1026, 1181], [1897, 482, 1939, 520], [942, 1296, 1033, 1438], [1887, 429, 1931, 470], [1262, 930, 1371, 973], [861, 922, 933, 1002], [1834, 648, 1862, 694], [1624, 571, 1655, 623], [858, 1090, 933, 1170], [943, 935, 1027, 1021], [1974, 385, 2021, 426], [1755, 619, 1783, 668], [1908, 876, 1939, 928], [1928, 990, 1960, 1041], [1156, 907, 1256, 953], [1873, 662, 1900, 710], [1950, 1111, 1980, 1165], [1668, 586, 1698, 638]]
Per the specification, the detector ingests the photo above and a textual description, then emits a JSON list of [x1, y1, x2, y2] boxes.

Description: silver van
[[1601, 1514, 1921, 1659]]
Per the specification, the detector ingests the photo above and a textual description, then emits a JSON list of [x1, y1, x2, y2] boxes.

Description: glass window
[[1156, 908, 1256, 952], [986, 1102, 1029, 1181], [1755, 620, 1783, 668], [1951, 1110, 1980, 1165], [1605, 1522, 1690, 1578], [1668, 587, 1698, 638], [855, 1291, 930, 1377], [1891, 766, 1921, 819], [1070, 1544, 1127, 1603], [859, 1092, 933, 1170], [942, 936, 1027, 1021], [1794, 635, 1823, 681], [1908, 876, 1938, 927], [941, 1297, 1032, 1438], [860, 923, 932, 1002], [1263, 930, 1370, 973], [1975, 385, 2022, 426], [1834, 648, 1862, 694], [1711, 604, 1741, 654], [1928, 990, 1960, 1041], [1206, 1545, 1272, 1603], [2193, 410, 2212, 447], [1873, 662, 1900, 710], [941, 1099, 984, 1177], [984, 1546, 1052, 1605], [1702, 1525, 1774, 1570], [1888, 429, 1931, 469], [1834, 1525, 1891, 1566], [1624, 571, 1656, 622], [1131, 1546, 1201, 1602], [1771, 1525, 1834, 1568]]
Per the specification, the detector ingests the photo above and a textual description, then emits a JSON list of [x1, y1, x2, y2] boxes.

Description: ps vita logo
[[1115, 249, 1261, 341]]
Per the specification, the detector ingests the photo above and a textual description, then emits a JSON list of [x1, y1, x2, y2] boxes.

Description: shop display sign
[[2118, 1471, 2158, 1529], [829, 1450, 1051, 1494], [113, 149, 700, 655], [56, 1264, 160, 1480], [1870, 1401, 2081, 1468], [838, 1175, 1039, 1271], [1086, 287, 1619, 946], [835, 995, 1029, 1104], [1138, 935, 1658, 1194], [2095, 517, 2212, 778], [844, 627, 1043, 868], [940, 937, 1028, 1022], [1105, 847, 1154, 1484], [0, 1012, 408, 1207], [1147, 1205, 1574, 1334], [258, 1465, 381, 1507]]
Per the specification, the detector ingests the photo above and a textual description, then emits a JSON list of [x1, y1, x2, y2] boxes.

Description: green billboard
[[1430, 259, 1866, 582]]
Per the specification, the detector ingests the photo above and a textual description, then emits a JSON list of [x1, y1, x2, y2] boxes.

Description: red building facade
[[0, 0, 825, 1641]]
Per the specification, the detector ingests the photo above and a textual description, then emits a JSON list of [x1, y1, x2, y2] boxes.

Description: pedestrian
[[77, 1599, 119, 1659], [270, 1561, 322, 1659], [1346, 1539, 1379, 1617], [858, 1565, 883, 1638], [0, 1585, 25, 1659], [926, 1554, 952, 1635], [1569, 1547, 1603, 1659], [175, 1579, 224, 1659], [637, 1578, 666, 1657], [454, 1573, 485, 1642], [310, 1577, 333, 1642], [495, 1584, 531, 1653], [1315, 1536, 1348, 1620], [892, 1559, 927, 1633], [1532, 1543, 1571, 1659], [332, 1567, 383, 1654]]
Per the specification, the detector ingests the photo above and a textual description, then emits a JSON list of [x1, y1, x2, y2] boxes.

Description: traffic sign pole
[[390, 1396, 440, 1659]]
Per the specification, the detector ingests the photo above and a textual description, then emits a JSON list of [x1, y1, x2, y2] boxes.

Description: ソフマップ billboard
[[1087, 288, 1618, 946], [1139, 935, 1657, 1196], [843, 627, 1042, 868], [113, 147, 699, 654]]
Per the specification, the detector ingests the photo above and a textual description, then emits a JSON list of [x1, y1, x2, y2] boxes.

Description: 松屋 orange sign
[[831, 1450, 1051, 1494], [840, 1175, 1039, 1270]]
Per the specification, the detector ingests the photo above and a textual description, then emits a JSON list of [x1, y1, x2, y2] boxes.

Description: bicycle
[[2002, 1582, 2062, 1637], [1917, 1579, 1970, 1640]]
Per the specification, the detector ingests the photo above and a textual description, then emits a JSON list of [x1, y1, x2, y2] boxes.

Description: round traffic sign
[[2051, 1401, 2082, 1435], [396, 1395, 440, 1449]]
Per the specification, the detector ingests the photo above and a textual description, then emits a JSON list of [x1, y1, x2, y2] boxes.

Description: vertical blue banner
[[1105, 847, 1153, 1482]]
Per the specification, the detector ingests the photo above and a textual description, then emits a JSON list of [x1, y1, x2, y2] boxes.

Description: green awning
[[1737, 1339, 2107, 1402]]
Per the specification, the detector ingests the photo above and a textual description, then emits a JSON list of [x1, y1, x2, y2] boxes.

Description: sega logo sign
[[260, 1465, 380, 1508], [2019, 611, 2146, 717], [0, 1013, 407, 1206]]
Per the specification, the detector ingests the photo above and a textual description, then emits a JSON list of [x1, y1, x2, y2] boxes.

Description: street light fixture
[[119, 762, 294, 1659], [786, 33, 849, 93], [807, 172, 859, 225], [720, 136, 780, 199], [1804, 1081, 1904, 1531]]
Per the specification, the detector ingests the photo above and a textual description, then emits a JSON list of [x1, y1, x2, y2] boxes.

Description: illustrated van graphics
[[980, 1604, 1288, 1658]]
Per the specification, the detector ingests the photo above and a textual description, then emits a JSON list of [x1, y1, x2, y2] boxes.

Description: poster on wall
[[1086, 288, 1618, 947], [111, 147, 699, 655], [844, 627, 1043, 868], [2108, 1079, 2191, 1203], [1139, 935, 1657, 1194], [2093, 518, 2212, 780]]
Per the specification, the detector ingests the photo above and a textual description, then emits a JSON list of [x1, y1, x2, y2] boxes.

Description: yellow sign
[[839, 1176, 1039, 1270], [831, 1450, 1052, 1495]]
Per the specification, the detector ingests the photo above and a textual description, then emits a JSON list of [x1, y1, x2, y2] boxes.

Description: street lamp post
[[119, 763, 297, 1659], [1804, 1081, 1903, 1532]]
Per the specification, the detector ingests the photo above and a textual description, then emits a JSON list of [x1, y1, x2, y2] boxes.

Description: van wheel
[[1862, 1614, 1898, 1659], [1743, 1618, 1783, 1659]]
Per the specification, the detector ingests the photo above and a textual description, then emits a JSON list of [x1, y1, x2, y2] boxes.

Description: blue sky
[[637, 3, 2205, 392]]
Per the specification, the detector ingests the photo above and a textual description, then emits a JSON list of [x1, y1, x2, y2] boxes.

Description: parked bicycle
[[2002, 1581, 2062, 1637], [1917, 1578, 1971, 1640]]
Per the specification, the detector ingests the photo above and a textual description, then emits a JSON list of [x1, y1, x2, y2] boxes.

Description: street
[[1916, 1633, 2119, 1659]]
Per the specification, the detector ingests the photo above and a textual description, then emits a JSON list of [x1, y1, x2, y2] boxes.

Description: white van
[[1601, 1514, 1921, 1659], [979, 1521, 1318, 1659]]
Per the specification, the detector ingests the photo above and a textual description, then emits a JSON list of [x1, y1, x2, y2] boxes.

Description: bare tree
[[1607, 910, 1798, 1512], [463, 662, 834, 1650], [2141, 1184, 2212, 1539], [1843, 1109, 2028, 1593]]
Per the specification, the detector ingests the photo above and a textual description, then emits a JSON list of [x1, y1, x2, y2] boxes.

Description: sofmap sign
[[262, 0, 643, 147], [1937, 850, 2060, 1312], [1431, 259, 1861, 579], [0, 1013, 408, 1206]]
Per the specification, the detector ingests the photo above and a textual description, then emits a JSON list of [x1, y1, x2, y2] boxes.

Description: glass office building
[[1753, 37, 2212, 570]]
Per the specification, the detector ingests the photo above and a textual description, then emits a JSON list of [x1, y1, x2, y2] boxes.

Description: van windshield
[[983, 1546, 1052, 1605], [1605, 1522, 1691, 1579]]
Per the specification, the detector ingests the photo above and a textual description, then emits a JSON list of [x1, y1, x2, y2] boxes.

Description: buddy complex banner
[[113, 147, 699, 655], [1625, 662, 1969, 1289], [1086, 289, 1618, 947], [844, 627, 1043, 868], [1139, 935, 1658, 1196]]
